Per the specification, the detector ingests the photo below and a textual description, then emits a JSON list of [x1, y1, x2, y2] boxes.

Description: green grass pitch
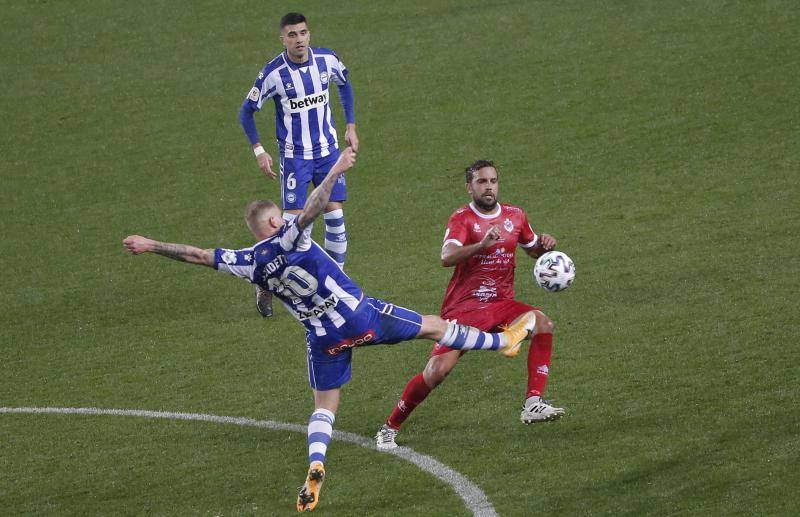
[[2, 1, 798, 515]]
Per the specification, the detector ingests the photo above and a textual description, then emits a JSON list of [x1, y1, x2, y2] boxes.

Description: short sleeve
[[244, 68, 278, 112], [214, 247, 256, 281], [278, 218, 312, 252], [328, 53, 349, 86], [518, 211, 538, 248], [443, 212, 469, 248]]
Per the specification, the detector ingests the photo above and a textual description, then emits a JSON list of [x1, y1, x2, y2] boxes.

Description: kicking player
[[123, 149, 535, 513], [239, 12, 359, 317], [375, 160, 566, 450]]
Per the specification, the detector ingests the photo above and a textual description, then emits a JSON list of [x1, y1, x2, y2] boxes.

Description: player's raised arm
[[524, 233, 557, 259], [123, 235, 215, 267], [441, 225, 501, 267], [297, 147, 356, 230]]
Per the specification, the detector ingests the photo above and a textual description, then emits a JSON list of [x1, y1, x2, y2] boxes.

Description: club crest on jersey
[[503, 218, 514, 232], [320, 71, 329, 84], [247, 87, 260, 102]]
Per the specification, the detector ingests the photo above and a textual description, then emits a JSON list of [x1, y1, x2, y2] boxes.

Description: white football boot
[[375, 424, 399, 450], [520, 397, 565, 424], [255, 285, 273, 318]]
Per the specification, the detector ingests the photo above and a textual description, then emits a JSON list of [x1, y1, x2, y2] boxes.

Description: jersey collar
[[282, 48, 314, 70], [468, 202, 501, 219]]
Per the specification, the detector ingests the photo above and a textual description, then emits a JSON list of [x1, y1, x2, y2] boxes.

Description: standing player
[[123, 149, 536, 512], [375, 160, 566, 450], [239, 12, 359, 317]]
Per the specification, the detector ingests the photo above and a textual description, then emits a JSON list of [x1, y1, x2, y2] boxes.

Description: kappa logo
[[473, 223, 482, 233], [221, 250, 237, 265], [284, 82, 294, 90], [503, 218, 514, 232], [287, 90, 329, 113]]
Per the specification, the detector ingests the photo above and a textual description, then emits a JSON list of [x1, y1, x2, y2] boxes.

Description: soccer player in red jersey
[[375, 160, 566, 449]]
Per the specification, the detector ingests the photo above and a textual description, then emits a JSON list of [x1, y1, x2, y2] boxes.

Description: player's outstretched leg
[[429, 313, 536, 357], [297, 461, 326, 512]]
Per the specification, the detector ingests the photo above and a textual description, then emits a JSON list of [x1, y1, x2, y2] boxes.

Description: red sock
[[526, 332, 553, 398], [386, 373, 433, 429]]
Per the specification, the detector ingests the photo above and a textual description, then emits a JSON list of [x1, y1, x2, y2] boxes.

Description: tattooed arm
[[297, 147, 357, 230], [123, 235, 215, 267]]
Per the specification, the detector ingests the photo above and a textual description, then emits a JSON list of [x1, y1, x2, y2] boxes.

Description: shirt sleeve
[[278, 219, 312, 252], [214, 247, 257, 281], [240, 68, 279, 146], [443, 212, 469, 248], [329, 53, 349, 86], [244, 68, 278, 112], [337, 81, 355, 124], [518, 211, 538, 248]]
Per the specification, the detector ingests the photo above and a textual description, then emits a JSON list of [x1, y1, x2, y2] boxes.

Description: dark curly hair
[[465, 160, 495, 183]]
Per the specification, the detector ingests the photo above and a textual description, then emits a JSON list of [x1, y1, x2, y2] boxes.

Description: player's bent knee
[[423, 356, 456, 387], [534, 310, 554, 334]]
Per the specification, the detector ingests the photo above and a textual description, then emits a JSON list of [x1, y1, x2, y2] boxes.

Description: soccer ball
[[533, 251, 575, 292]]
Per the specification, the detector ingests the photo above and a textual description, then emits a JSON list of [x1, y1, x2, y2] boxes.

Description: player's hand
[[345, 124, 359, 152], [480, 225, 501, 248], [257, 151, 277, 179], [332, 147, 357, 175], [539, 233, 557, 250], [123, 235, 155, 255]]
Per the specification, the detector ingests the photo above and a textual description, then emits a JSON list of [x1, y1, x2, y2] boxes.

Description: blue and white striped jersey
[[214, 219, 364, 337], [245, 48, 350, 159]]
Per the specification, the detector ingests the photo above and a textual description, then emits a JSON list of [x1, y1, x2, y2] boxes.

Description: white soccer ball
[[533, 251, 575, 292]]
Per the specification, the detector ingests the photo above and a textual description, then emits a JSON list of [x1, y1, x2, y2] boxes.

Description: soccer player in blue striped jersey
[[239, 12, 358, 318], [123, 148, 536, 512]]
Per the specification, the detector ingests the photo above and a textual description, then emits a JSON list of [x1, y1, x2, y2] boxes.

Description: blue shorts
[[279, 149, 347, 210], [306, 297, 423, 390]]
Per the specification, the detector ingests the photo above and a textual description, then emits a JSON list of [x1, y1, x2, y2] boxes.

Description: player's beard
[[474, 194, 497, 211]]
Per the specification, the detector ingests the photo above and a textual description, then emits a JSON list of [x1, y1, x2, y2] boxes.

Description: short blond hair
[[244, 200, 279, 233]]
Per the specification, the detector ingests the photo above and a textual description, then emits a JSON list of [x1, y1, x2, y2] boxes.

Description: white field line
[[1, 406, 498, 517]]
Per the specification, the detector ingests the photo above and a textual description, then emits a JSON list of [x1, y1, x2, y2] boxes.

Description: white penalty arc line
[[1, 406, 497, 517]]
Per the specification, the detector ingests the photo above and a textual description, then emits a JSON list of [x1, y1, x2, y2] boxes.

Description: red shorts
[[431, 299, 538, 357]]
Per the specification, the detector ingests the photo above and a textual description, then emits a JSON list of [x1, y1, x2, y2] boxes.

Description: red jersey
[[440, 202, 538, 317]]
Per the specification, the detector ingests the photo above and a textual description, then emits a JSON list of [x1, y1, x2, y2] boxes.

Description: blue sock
[[307, 408, 335, 465], [323, 209, 347, 268]]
